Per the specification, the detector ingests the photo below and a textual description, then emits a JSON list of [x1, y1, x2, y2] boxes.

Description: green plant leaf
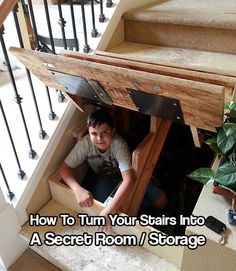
[[224, 101, 236, 111], [216, 163, 236, 191], [228, 110, 236, 120], [223, 123, 236, 137], [205, 137, 222, 154], [217, 129, 236, 154], [188, 168, 215, 185]]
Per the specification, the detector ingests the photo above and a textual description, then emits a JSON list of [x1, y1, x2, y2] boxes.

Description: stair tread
[[124, 0, 236, 29], [107, 41, 236, 77], [21, 199, 179, 271]]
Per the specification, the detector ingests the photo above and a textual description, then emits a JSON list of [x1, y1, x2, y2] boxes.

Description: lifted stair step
[[20, 198, 181, 271], [10, 47, 226, 131]]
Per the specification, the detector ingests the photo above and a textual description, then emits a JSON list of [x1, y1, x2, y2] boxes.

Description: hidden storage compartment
[[55, 106, 214, 236]]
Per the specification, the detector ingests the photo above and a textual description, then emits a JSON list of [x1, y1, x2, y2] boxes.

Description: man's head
[[87, 108, 115, 152]]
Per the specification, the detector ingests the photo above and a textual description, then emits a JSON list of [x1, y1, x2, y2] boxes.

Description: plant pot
[[213, 181, 236, 211], [213, 181, 236, 199]]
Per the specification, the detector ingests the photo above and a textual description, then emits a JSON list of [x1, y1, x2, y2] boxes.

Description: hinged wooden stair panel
[[106, 41, 236, 81], [10, 47, 225, 131]]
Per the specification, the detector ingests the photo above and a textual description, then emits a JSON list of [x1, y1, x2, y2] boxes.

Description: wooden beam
[[16, 1, 32, 49], [121, 132, 155, 214], [128, 119, 172, 215], [123, 117, 162, 213], [71, 122, 88, 141], [150, 116, 162, 133], [232, 83, 236, 103], [190, 126, 204, 148]]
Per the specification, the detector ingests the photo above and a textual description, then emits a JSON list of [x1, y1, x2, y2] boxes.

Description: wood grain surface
[[10, 47, 225, 131]]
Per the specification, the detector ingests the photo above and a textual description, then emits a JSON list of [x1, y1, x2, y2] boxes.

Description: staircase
[[7, 1, 236, 270], [107, 0, 236, 77]]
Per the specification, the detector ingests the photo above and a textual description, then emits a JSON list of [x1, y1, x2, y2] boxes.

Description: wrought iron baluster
[[81, 0, 90, 53], [56, 1, 66, 103], [57, 0, 67, 50], [106, 0, 113, 8], [90, 0, 98, 37], [28, 0, 57, 119], [0, 100, 26, 180], [46, 87, 56, 120], [44, 0, 66, 105], [0, 163, 15, 201], [58, 90, 66, 103], [69, 0, 79, 51], [99, 0, 105, 22], [12, 4, 24, 48], [43, 0, 55, 53], [0, 26, 36, 159], [12, 5, 47, 139]]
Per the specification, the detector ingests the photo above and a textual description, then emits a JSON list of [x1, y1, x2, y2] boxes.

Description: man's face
[[88, 123, 114, 152]]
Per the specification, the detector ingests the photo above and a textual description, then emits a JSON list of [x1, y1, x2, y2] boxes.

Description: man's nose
[[97, 133, 102, 140]]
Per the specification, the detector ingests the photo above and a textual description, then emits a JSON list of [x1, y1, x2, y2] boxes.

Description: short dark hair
[[87, 108, 114, 129]]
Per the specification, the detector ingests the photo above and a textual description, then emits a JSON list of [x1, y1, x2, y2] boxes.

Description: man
[[59, 108, 135, 229]]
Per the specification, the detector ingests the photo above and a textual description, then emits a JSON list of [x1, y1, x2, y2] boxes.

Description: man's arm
[[99, 168, 135, 229], [59, 162, 93, 208]]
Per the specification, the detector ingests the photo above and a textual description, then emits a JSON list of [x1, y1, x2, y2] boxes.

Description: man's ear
[[112, 127, 116, 135]]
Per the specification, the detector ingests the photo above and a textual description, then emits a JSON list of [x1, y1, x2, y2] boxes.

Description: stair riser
[[125, 21, 236, 54]]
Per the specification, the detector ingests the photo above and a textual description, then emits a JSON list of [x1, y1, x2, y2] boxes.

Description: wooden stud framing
[[190, 126, 204, 148], [127, 119, 172, 215]]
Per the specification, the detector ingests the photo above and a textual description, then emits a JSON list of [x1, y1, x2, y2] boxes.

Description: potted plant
[[189, 101, 236, 211]]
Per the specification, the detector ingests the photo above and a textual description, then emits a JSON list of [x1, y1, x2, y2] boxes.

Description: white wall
[[0, 187, 27, 269], [15, 102, 77, 225], [0, 189, 5, 208]]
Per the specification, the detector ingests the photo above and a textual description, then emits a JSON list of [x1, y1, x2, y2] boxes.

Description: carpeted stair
[[107, 0, 236, 76]]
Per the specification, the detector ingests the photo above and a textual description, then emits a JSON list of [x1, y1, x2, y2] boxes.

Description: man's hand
[[98, 207, 113, 231], [59, 162, 94, 208], [74, 186, 94, 208]]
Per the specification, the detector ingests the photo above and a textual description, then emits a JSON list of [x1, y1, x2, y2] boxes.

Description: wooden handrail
[[0, 0, 17, 28]]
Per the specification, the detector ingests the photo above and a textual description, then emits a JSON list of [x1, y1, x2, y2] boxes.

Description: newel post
[[0, 187, 27, 269]]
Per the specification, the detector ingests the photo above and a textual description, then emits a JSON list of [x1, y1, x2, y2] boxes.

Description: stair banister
[[0, 0, 17, 28]]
